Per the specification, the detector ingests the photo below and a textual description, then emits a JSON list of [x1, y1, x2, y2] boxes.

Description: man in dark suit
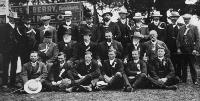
[[72, 51, 101, 92], [1, 12, 23, 88], [124, 32, 145, 63], [20, 51, 48, 88], [38, 31, 59, 71], [143, 30, 170, 62], [79, 13, 101, 43], [57, 11, 79, 42], [57, 30, 77, 63], [98, 12, 121, 42], [148, 11, 167, 43], [46, 52, 76, 91], [176, 14, 199, 84], [73, 30, 98, 61], [37, 16, 57, 43], [166, 11, 181, 78], [148, 47, 179, 90], [98, 31, 123, 62], [125, 50, 148, 91], [116, 9, 131, 48]]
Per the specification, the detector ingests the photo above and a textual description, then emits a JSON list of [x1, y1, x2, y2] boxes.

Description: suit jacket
[[73, 41, 98, 61], [124, 43, 145, 61], [48, 61, 74, 82], [74, 60, 100, 79], [166, 24, 179, 53], [58, 40, 77, 61], [144, 40, 170, 60], [131, 24, 149, 43], [57, 23, 79, 42], [117, 19, 131, 45], [79, 23, 101, 43], [38, 42, 59, 63], [176, 24, 200, 53], [148, 57, 175, 80], [98, 22, 122, 42], [20, 61, 48, 83], [125, 60, 147, 76], [148, 22, 167, 43], [98, 40, 123, 60], [38, 25, 57, 43], [101, 58, 124, 77]]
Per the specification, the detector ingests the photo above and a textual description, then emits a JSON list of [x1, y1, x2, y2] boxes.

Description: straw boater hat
[[62, 11, 72, 17], [24, 79, 42, 94], [182, 13, 192, 20], [169, 11, 180, 18], [132, 32, 143, 38], [151, 11, 163, 17], [133, 12, 144, 19], [40, 15, 51, 21]]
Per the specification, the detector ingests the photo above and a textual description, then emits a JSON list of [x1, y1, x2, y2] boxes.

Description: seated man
[[46, 52, 75, 91], [148, 47, 180, 90], [101, 49, 133, 92], [72, 51, 101, 92], [38, 30, 59, 72], [20, 51, 48, 90], [125, 50, 148, 91]]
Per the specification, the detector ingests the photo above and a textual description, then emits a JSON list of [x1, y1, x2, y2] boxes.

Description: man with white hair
[[176, 13, 199, 85]]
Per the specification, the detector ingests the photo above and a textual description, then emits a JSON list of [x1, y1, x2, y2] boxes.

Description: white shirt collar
[[84, 41, 90, 46], [109, 59, 115, 65], [133, 59, 139, 63], [151, 40, 157, 45], [44, 24, 49, 29], [9, 22, 15, 29], [120, 19, 126, 24], [60, 61, 65, 68], [66, 21, 72, 26], [107, 42, 112, 46], [158, 57, 164, 61], [104, 20, 111, 26]]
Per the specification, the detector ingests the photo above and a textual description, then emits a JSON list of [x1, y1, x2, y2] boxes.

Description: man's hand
[[177, 49, 181, 54], [123, 58, 128, 64], [52, 81, 57, 85], [137, 71, 141, 75], [57, 80, 62, 85], [97, 59, 102, 67], [192, 50, 198, 55], [159, 78, 167, 83]]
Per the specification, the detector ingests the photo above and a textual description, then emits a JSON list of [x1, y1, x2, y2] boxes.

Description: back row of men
[[1, 10, 199, 92]]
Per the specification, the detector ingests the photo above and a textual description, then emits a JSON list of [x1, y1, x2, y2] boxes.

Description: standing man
[[176, 13, 199, 84], [148, 11, 167, 43], [1, 12, 20, 88], [117, 9, 131, 48], [166, 11, 181, 78], [38, 15, 57, 43], [99, 11, 121, 42], [57, 11, 79, 42], [131, 12, 149, 43], [101, 49, 133, 92]]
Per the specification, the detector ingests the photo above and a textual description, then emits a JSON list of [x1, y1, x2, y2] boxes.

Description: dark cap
[[102, 12, 113, 17], [82, 29, 92, 36]]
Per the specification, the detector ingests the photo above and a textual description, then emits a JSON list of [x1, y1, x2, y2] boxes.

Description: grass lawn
[[0, 82, 200, 101]]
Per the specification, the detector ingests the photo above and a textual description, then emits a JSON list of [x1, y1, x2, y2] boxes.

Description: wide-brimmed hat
[[40, 15, 51, 21], [151, 11, 163, 17], [118, 8, 128, 14], [7, 11, 19, 19], [62, 11, 72, 17], [133, 12, 144, 19], [102, 12, 113, 17], [132, 32, 143, 38], [24, 79, 42, 94], [169, 11, 180, 17], [182, 13, 192, 19]]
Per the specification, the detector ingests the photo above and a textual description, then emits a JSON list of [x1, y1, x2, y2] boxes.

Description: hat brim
[[102, 12, 113, 17], [24, 79, 42, 94], [62, 15, 72, 17], [152, 15, 163, 17], [133, 16, 144, 19], [7, 16, 19, 19]]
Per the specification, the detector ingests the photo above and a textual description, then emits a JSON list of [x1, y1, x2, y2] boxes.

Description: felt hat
[[133, 12, 144, 19], [132, 32, 143, 38], [169, 11, 180, 17], [151, 11, 163, 17], [24, 79, 42, 94]]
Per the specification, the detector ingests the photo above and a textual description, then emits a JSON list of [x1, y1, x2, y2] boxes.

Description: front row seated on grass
[[19, 47, 179, 94]]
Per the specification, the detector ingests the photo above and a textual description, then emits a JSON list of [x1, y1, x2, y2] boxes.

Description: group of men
[[0, 9, 199, 93]]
